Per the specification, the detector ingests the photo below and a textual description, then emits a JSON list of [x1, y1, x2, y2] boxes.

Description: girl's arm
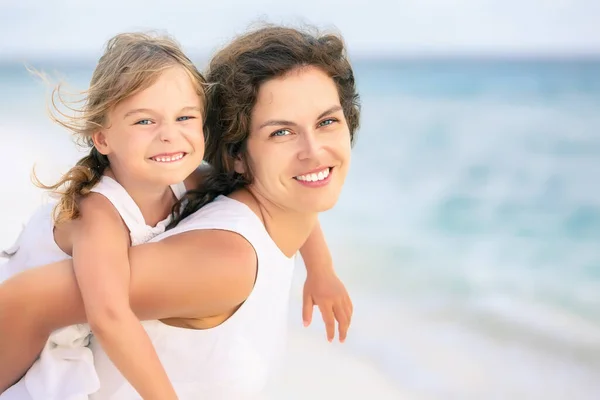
[[0, 219, 258, 392], [299, 221, 334, 275], [299, 221, 353, 342], [69, 193, 177, 400]]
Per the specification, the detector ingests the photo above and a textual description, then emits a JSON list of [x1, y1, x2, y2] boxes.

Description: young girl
[[0, 32, 206, 400], [0, 31, 351, 400]]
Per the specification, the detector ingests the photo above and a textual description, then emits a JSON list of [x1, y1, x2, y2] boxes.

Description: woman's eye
[[270, 129, 292, 137], [319, 118, 337, 127], [135, 119, 153, 125]]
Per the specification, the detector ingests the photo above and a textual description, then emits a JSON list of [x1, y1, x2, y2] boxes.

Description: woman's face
[[242, 65, 352, 214]]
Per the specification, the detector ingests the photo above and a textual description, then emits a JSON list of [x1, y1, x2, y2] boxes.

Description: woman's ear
[[233, 156, 245, 174]]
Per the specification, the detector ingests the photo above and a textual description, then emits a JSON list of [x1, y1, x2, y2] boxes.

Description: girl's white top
[[88, 195, 296, 399], [0, 176, 187, 400]]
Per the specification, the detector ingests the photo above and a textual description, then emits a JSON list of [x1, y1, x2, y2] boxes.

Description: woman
[[0, 24, 360, 399]]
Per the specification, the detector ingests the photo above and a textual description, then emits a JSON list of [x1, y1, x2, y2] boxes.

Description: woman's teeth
[[295, 168, 330, 182]]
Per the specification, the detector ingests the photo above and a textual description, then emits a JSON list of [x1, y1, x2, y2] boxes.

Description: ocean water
[[1, 58, 599, 399]]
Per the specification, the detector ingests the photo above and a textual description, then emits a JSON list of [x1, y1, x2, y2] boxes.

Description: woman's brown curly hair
[[172, 24, 361, 225]]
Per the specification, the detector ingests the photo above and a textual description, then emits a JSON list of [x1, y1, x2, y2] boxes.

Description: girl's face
[[241, 66, 352, 214], [93, 66, 204, 187]]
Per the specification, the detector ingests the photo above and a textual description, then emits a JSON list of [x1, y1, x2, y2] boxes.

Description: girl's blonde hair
[[34, 32, 206, 224]]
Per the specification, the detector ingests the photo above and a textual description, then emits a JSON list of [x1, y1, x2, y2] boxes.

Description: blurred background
[[1, 1, 599, 399]]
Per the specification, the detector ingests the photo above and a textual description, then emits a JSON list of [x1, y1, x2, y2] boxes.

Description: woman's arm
[[0, 225, 257, 391], [0, 250, 84, 391], [71, 193, 177, 400]]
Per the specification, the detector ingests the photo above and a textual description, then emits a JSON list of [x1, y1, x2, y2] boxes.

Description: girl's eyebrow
[[123, 108, 154, 118], [124, 106, 201, 119]]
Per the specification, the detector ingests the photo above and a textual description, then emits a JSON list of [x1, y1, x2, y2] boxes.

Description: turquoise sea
[[1, 57, 599, 398]]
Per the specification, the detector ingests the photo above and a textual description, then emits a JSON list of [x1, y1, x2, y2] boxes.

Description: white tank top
[[0, 176, 187, 400], [0, 176, 187, 277], [88, 195, 297, 400]]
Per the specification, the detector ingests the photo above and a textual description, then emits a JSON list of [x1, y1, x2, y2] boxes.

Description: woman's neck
[[230, 189, 319, 258], [104, 168, 176, 227]]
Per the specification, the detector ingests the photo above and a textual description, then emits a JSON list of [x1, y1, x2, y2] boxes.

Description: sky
[[1, 0, 599, 60]]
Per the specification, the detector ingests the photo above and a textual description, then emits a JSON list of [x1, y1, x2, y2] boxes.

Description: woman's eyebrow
[[258, 105, 343, 129]]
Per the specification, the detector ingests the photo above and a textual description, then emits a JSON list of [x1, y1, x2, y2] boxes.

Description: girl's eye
[[319, 118, 338, 127], [135, 119, 152, 125], [270, 129, 292, 137], [177, 116, 195, 122]]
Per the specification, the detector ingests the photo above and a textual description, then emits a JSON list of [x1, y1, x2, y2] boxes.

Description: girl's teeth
[[296, 168, 330, 182], [152, 153, 184, 162]]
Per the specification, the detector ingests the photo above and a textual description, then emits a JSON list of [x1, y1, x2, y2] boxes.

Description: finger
[[338, 302, 352, 330], [344, 297, 353, 323], [302, 294, 314, 327], [319, 304, 336, 342], [333, 303, 350, 343], [346, 294, 354, 316]]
